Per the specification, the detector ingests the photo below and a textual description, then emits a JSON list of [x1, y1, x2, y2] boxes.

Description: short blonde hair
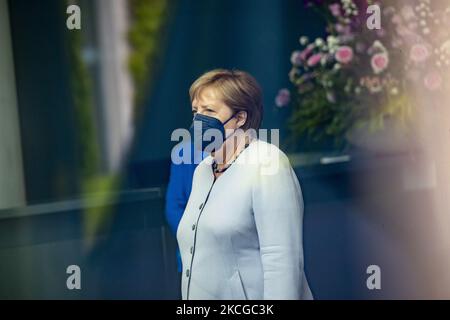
[[189, 69, 263, 130]]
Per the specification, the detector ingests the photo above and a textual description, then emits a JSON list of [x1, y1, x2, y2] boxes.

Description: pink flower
[[371, 53, 389, 74], [335, 46, 354, 64], [410, 44, 430, 63], [424, 72, 442, 91], [275, 89, 291, 107], [307, 53, 322, 67], [299, 46, 314, 61], [329, 4, 341, 17]]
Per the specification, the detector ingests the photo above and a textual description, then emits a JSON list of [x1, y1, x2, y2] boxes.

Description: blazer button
[[192, 224, 196, 231], [199, 203, 203, 210], [186, 269, 190, 277]]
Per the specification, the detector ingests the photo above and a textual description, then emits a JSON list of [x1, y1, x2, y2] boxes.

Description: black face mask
[[189, 113, 236, 152]]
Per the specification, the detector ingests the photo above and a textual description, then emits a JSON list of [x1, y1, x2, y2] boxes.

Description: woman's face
[[191, 87, 245, 130]]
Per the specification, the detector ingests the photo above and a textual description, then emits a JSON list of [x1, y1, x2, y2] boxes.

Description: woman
[[176, 69, 313, 300]]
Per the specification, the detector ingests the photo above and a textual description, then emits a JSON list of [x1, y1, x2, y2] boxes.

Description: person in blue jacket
[[165, 142, 205, 278]]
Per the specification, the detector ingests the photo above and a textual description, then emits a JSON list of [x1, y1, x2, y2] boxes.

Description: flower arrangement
[[277, 0, 450, 148]]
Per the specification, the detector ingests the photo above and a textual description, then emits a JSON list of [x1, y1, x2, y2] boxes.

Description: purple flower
[[335, 23, 351, 35], [290, 51, 303, 66], [302, 73, 315, 81], [304, 0, 324, 8], [275, 89, 291, 107], [326, 91, 336, 103], [329, 3, 341, 17], [376, 28, 386, 38], [355, 42, 366, 53]]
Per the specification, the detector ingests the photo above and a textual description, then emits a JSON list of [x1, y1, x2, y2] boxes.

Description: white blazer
[[176, 140, 313, 300]]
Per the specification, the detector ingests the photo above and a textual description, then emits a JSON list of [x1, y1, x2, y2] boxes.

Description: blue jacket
[[165, 142, 205, 271]]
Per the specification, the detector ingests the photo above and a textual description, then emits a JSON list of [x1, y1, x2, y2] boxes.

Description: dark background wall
[[9, 0, 82, 204], [130, 0, 326, 165]]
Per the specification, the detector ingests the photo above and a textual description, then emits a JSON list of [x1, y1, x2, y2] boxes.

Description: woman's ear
[[236, 111, 247, 128]]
